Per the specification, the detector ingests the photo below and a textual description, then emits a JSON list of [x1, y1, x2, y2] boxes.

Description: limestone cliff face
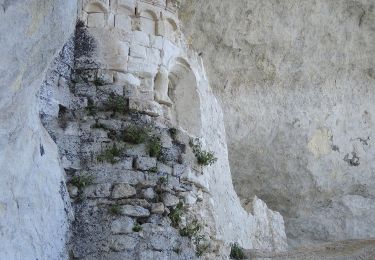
[[179, 0, 375, 247], [0, 0, 76, 259], [0, 0, 287, 259]]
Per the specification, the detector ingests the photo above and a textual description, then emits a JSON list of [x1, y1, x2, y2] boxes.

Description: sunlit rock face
[[179, 0, 375, 247], [0, 0, 76, 259]]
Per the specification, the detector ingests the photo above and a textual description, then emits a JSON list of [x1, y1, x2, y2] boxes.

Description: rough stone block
[[145, 47, 161, 64], [130, 45, 147, 59], [132, 31, 149, 46], [119, 199, 150, 209], [127, 56, 158, 77], [149, 35, 164, 50], [162, 193, 179, 207], [97, 69, 114, 84], [110, 235, 138, 251], [142, 188, 156, 200], [120, 205, 150, 217], [115, 72, 141, 87], [111, 216, 134, 234], [97, 84, 124, 96], [124, 84, 139, 98], [157, 162, 172, 175], [112, 183, 137, 199], [151, 203, 165, 214], [173, 164, 186, 177], [129, 98, 163, 117], [83, 183, 112, 198], [74, 83, 96, 97], [135, 157, 157, 171]]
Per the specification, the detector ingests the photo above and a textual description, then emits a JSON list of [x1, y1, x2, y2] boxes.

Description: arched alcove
[[84, 2, 107, 28], [139, 10, 157, 35], [115, 6, 133, 30], [168, 59, 202, 136], [165, 18, 178, 43]]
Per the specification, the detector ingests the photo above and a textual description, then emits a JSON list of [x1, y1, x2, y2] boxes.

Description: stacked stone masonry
[[39, 0, 288, 259]]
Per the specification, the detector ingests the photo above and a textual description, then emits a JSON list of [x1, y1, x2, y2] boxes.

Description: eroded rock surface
[[179, 0, 375, 247]]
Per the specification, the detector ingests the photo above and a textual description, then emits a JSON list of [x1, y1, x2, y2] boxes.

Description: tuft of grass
[[109, 205, 122, 216], [123, 125, 149, 144], [169, 128, 178, 140], [180, 219, 201, 238], [189, 138, 217, 166], [169, 202, 184, 227], [105, 93, 127, 115], [230, 243, 245, 259], [97, 144, 122, 164], [148, 136, 162, 158], [70, 174, 94, 189], [132, 223, 142, 232]]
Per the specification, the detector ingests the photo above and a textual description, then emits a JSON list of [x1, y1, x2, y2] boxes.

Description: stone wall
[[179, 0, 375, 247], [38, 0, 287, 258], [0, 0, 76, 259]]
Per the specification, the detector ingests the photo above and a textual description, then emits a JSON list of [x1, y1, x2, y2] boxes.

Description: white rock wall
[[179, 0, 375, 247], [0, 0, 76, 259]]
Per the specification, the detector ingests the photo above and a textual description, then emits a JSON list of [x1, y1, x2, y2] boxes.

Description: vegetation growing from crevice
[[148, 136, 162, 158], [105, 94, 127, 115], [189, 138, 217, 166], [230, 243, 245, 259], [132, 223, 142, 232], [169, 127, 178, 140], [169, 202, 184, 227], [122, 125, 149, 144], [94, 77, 106, 86], [86, 99, 97, 116], [70, 174, 94, 189], [97, 144, 122, 164], [180, 219, 201, 238], [194, 235, 209, 257], [109, 205, 121, 216]]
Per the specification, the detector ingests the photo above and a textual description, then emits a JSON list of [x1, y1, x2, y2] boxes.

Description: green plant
[[94, 77, 106, 86], [149, 166, 158, 173], [70, 174, 94, 189], [97, 144, 122, 164], [230, 243, 245, 259], [180, 219, 201, 238], [158, 176, 168, 185], [86, 99, 97, 116], [109, 205, 121, 216], [169, 127, 178, 139], [105, 93, 127, 115], [194, 235, 209, 257], [132, 223, 142, 232], [196, 243, 209, 257], [148, 136, 162, 158], [91, 121, 108, 130], [169, 202, 184, 227], [189, 138, 217, 166], [123, 125, 149, 144]]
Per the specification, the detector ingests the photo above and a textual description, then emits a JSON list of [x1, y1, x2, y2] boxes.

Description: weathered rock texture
[[37, 0, 287, 258], [0, 0, 76, 259], [179, 0, 375, 247]]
